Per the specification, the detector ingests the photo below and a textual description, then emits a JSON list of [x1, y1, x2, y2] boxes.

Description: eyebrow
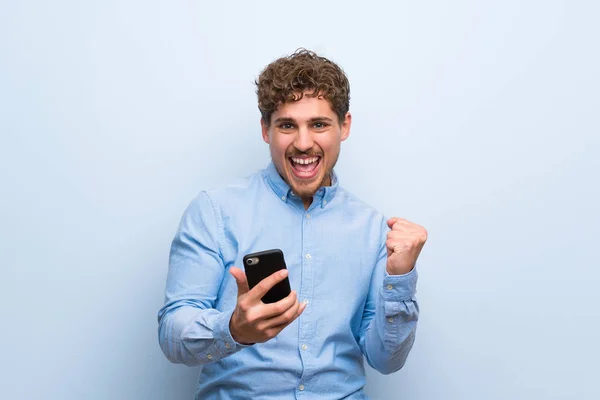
[[273, 116, 335, 124]]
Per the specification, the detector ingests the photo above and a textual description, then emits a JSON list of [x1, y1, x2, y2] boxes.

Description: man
[[158, 49, 427, 399]]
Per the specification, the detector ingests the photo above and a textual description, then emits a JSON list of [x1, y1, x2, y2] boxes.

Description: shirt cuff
[[213, 309, 253, 356], [382, 267, 418, 301]]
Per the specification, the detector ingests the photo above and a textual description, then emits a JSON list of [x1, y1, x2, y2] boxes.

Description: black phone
[[243, 249, 291, 304]]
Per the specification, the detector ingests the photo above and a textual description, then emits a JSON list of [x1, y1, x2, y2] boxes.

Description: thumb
[[387, 217, 398, 230], [229, 267, 250, 297]]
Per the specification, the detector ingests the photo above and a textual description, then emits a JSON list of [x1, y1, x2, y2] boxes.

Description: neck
[[302, 197, 312, 210], [302, 173, 332, 210]]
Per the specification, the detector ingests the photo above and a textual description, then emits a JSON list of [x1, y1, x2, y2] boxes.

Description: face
[[261, 94, 351, 201]]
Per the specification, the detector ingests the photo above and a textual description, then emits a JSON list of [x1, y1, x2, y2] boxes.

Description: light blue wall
[[1, 1, 598, 399]]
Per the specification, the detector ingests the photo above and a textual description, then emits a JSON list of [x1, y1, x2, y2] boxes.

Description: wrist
[[228, 314, 241, 343], [386, 264, 414, 276], [228, 313, 253, 345]]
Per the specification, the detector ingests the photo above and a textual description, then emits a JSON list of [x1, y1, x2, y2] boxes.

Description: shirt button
[[301, 344, 308, 350], [225, 343, 230, 349], [303, 299, 309, 304], [306, 213, 311, 219], [299, 385, 305, 391], [305, 253, 311, 259], [387, 284, 393, 290], [388, 317, 394, 323], [281, 196, 286, 201], [323, 200, 327, 206], [207, 354, 212, 360]]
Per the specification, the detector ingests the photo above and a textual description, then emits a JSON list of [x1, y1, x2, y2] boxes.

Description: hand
[[228, 267, 307, 345], [386, 217, 428, 275]]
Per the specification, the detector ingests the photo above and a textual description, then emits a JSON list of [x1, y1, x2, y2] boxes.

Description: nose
[[293, 126, 315, 152]]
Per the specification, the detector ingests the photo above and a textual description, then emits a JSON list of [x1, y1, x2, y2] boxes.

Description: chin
[[290, 176, 324, 198]]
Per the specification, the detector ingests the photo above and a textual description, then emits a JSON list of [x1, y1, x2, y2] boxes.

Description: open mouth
[[288, 156, 321, 180]]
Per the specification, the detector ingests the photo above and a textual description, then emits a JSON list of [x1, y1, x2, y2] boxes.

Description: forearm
[[158, 304, 247, 366], [158, 192, 250, 366], [362, 269, 419, 374]]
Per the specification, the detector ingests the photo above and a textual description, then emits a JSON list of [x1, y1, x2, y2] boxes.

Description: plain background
[[1, 1, 599, 399]]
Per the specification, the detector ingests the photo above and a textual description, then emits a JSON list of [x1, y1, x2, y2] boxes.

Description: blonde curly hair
[[255, 49, 350, 125]]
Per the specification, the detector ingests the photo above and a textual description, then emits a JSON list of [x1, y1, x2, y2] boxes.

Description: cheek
[[272, 136, 293, 156], [318, 138, 340, 157]]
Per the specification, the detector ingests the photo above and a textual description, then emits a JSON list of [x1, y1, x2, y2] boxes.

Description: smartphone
[[243, 249, 291, 304]]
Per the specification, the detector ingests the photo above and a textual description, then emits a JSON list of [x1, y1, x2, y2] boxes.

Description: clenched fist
[[386, 217, 428, 275]]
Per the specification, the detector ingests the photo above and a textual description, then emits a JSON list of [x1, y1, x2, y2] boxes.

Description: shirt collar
[[263, 161, 339, 208]]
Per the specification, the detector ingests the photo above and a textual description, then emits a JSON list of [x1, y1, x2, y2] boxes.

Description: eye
[[313, 122, 329, 129], [279, 123, 294, 130]]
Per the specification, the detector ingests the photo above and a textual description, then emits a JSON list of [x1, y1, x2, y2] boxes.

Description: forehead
[[273, 95, 336, 121]]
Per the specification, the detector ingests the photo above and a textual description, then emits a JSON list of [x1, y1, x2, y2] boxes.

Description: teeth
[[291, 157, 319, 165]]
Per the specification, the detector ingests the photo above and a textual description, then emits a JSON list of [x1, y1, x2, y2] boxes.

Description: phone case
[[243, 249, 291, 304]]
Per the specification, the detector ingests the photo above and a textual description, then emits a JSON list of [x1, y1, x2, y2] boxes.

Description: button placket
[[298, 203, 315, 386]]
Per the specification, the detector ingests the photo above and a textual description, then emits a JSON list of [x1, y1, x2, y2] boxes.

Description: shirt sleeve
[[358, 226, 420, 374], [157, 192, 250, 366]]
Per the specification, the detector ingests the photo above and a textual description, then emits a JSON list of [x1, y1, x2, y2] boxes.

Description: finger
[[386, 238, 409, 251], [387, 217, 398, 229], [259, 290, 297, 319], [229, 267, 250, 297], [387, 231, 412, 240], [387, 227, 427, 242], [274, 300, 306, 328], [265, 301, 307, 336], [247, 269, 289, 302], [260, 299, 300, 329], [391, 218, 411, 231]]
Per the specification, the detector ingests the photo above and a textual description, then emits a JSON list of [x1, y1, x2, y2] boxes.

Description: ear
[[340, 112, 351, 141], [261, 118, 270, 144]]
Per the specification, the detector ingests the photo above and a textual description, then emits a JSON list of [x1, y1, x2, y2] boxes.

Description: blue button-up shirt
[[158, 163, 419, 399]]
